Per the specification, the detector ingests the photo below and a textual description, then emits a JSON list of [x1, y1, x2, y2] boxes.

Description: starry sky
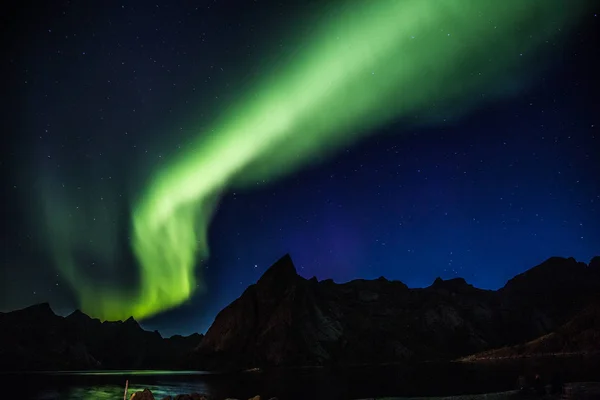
[[1, 0, 599, 337]]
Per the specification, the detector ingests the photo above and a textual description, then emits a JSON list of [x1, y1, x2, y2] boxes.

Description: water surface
[[2, 356, 599, 400]]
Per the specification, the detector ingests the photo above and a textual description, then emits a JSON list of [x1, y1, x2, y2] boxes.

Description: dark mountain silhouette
[[0, 303, 203, 371], [461, 298, 600, 360], [190, 254, 600, 370], [1, 254, 599, 371]]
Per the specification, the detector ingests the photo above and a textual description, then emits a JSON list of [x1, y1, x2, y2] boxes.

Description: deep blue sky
[[1, 0, 599, 337]]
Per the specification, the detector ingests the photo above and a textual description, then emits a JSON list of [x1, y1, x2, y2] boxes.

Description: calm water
[[2, 357, 599, 400]]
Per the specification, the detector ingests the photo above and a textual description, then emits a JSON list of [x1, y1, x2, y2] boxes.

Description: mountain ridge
[[190, 254, 600, 370], [460, 297, 600, 361], [1, 254, 599, 371], [0, 302, 203, 371]]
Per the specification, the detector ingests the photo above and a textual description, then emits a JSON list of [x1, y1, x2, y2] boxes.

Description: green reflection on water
[[49, 370, 209, 376], [65, 385, 172, 399]]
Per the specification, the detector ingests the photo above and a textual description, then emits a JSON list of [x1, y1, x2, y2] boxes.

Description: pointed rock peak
[[120, 316, 142, 331], [124, 316, 139, 326], [433, 277, 444, 285], [502, 256, 588, 292], [67, 309, 89, 319], [22, 302, 55, 315], [272, 253, 296, 272], [257, 253, 298, 287]]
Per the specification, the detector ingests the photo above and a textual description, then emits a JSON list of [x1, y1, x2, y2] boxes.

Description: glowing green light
[[47, 0, 589, 320]]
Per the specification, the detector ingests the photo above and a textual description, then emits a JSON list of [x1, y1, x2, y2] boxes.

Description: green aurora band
[[51, 0, 590, 320]]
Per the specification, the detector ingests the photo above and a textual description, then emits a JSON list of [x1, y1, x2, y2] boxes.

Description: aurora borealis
[[2, 0, 599, 335], [128, 0, 590, 320]]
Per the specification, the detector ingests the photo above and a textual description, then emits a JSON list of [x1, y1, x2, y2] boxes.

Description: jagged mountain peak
[[66, 309, 90, 320], [194, 253, 600, 370], [256, 253, 299, 288], [0, 304, 204, 371], [3, 253, 600, 371], [502, 256, 590, 294], [24, 302, 54, 314]]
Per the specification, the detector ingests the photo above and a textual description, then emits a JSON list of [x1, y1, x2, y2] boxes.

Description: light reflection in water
[[37, 381, 213, 400]]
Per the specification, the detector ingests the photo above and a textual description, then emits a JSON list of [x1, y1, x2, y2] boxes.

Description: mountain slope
[[461, 298, 600, 360], [194, 254, 345, 369], [2, 254, 599, 371], [0, 303, 203, 371], [191, 254, 600, 370]]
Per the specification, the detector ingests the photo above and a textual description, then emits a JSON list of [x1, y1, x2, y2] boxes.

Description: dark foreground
[[128, 381, 600, 400], [2, 356, 599, 400]]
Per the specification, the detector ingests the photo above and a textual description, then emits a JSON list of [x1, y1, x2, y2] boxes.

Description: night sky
[[1, 0, 599, 337]]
